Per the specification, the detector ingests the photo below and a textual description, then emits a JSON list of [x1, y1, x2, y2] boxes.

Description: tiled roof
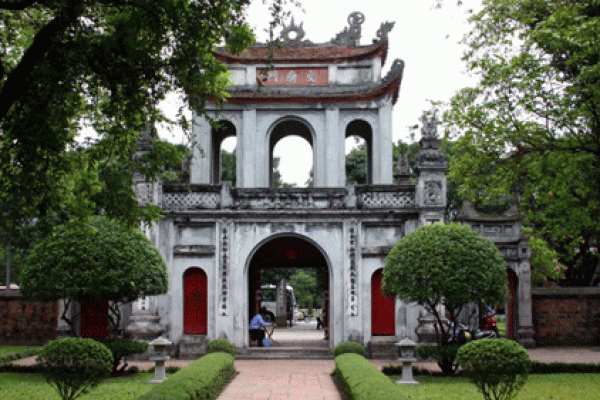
[[214, 41, 389, 65], [218, 59, 404, 105]]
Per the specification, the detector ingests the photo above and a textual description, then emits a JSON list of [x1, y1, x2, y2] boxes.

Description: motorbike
[[479, 307, 500, 337], [446, 308, 499, 344]]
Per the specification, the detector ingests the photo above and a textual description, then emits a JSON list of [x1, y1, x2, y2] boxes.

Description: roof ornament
[[374, 21, 395, 44], [280, 17, 309, 46], [420, 110, 438, 139], [331, 12, 365, 47]]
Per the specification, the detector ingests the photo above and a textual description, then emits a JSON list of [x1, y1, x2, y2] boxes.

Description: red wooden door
[[371, 269, 395, 336], [184, 268, 207, 334], [81, 299, 108, 339]]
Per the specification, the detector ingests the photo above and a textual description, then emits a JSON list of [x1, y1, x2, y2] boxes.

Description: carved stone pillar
[[415, 112, 447, 225]]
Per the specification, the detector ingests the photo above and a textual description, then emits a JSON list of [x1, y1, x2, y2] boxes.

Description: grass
[[0, 372, 155, 400], [0, 346, 40, 358], [389, 373, 600, 399]]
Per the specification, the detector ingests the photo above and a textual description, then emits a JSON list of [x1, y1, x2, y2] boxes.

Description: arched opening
[[220, 136, 237, 185], [371, 269, 395, 336], [248, 235, 330, 348], [346, 120, 373, 185], [506, 267, 518, 340], [269, 119, 313, 187], [211, 120, 236, 184], [183, 267, 208, 335]]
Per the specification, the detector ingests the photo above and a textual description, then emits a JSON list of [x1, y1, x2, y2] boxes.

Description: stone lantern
[[149, 336, 172, 384], [395, 338, 419, 385]]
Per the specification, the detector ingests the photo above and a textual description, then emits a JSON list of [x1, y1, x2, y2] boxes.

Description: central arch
[[267, 117, 314, 187], [246, 234, 331, 347]]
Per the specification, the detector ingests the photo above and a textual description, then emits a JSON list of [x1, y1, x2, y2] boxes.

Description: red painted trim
[[206, 76, 402, 105]]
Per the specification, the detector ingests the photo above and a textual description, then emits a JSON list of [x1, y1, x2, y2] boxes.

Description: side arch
[[211, 120, 237, 184], [346, 119, 374, 185]]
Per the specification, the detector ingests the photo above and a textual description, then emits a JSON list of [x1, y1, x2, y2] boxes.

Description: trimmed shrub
[[456, 339, 531, 400], [417, 344, 462, 374], [137, 352, 235, 400], [531, 361, 600, 374], [333, 353, 404, 400], [206, 338, 236, 357], [333, 341, 365, 357], [96, 338, 148, 375], [37, 337, 113, 400]]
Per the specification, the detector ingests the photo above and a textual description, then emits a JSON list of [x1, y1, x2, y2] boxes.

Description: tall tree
[[445, 0, 600, 285], [0, 0, 294, 232]]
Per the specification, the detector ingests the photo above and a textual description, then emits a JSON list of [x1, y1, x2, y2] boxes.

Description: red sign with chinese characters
[[257, 68, 328, 86]]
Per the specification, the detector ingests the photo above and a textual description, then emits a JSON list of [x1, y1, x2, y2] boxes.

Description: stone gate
[[123, 12, 534, 354]]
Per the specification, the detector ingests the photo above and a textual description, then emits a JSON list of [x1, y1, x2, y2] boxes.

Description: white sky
[[161, 0, 481, 185]]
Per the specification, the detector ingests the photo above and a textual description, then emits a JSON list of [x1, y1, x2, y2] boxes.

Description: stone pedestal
[[125, 312, 164, 342]]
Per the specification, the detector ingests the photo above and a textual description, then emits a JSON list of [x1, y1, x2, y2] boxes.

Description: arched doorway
[[371, 269, 395, 336], [247, 235, 330, 346], [183, 268, 208, 334]]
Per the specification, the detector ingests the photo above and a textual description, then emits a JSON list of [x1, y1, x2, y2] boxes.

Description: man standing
[[249, 306, 271, 347]]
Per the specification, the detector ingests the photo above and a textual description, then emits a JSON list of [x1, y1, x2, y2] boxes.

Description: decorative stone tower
[[415, 111, 448, 225]]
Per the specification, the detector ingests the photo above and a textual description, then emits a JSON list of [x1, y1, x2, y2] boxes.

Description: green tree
[[220, 148, 286, 187], [345, 139, 420, 184], [0, 0, 293, 232], [288, 269, 317, 309], [444, 0, 600, 285], [382, 223, 508, 374], [20, 216, 168, 337]]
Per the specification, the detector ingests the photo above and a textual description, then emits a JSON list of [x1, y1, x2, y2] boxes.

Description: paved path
[[10, 332, 600, 400], [218, 359, 340, 400]]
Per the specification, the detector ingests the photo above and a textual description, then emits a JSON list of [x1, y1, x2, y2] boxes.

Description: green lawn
[[0, 372, 155, 400], [390, 373, 600, 400], [0, 346, 40, 358]]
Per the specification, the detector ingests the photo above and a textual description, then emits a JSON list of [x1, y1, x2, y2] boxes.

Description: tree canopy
[[20, 216, 168, 336], [0, 0, 295, 233], [444, 0, 600, 285], [382, 223, 508, 343]]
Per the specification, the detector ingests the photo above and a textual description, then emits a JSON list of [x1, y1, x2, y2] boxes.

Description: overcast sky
[[161, 0, 482, 185]]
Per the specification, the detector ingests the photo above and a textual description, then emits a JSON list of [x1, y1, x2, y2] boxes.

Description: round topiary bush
[[456, 338, 531, 400], [37, 337, 113, 400], [206, 339, 236, 357], [333, 341, 365, 357]]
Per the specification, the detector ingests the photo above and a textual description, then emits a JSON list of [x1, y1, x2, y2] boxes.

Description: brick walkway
[[218, 359, 340, 400]]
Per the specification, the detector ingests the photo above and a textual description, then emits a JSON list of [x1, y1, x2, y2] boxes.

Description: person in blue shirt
[[249, 306, 272, 347]]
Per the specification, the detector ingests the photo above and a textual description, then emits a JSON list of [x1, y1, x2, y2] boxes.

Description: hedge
[[136, 352, 235, 400], [333, 353, 404, 400]]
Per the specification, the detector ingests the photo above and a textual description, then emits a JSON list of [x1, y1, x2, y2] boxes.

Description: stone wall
[[532, 287, 600, 346], [0, 291, 58, 345]]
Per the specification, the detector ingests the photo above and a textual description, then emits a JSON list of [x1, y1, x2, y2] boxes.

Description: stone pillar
[[517, 240, 536, 348], [190, 115, 211, 184], [374, 101, 393, 184], [325, 107, 344, 187], [415, 112, 447, 225], [240, 106, 257, 188]]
